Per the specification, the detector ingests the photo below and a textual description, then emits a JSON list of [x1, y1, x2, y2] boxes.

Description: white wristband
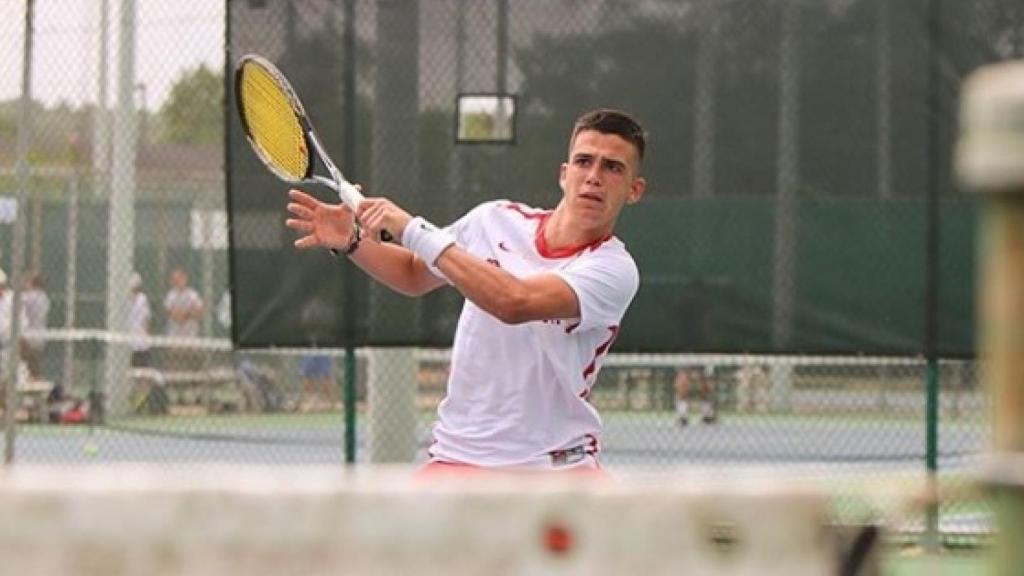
[[402, 216, 456, 266]]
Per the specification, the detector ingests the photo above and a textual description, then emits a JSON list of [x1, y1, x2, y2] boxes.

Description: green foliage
[[0, 98, 90, 165], [460, 112, 495, 140], [157, 64, 224, 145]]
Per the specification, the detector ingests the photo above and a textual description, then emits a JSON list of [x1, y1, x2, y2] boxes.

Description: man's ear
[[558, 162, 567, 190], [626, 176, 646, 204]]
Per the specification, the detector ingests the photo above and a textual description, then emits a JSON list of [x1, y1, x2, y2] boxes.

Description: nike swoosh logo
[[498, 241, 511, 252]]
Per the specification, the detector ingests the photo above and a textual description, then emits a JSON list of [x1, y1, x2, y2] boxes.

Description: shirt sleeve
[[553, 248, 639, 332]]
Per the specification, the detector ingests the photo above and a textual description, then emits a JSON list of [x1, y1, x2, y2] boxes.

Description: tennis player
[[286, 109, 646, 472]]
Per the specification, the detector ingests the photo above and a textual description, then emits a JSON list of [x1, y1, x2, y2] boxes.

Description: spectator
[[0, 269, 10, 406], [164, 268, 204, 338], [735, 364, 770, 414], [128, 272, 152, 367], [673, 366, 717, 427], [163, 267, 204, 370], [299, 355, 335, 411], [19, 273, 50, 380]]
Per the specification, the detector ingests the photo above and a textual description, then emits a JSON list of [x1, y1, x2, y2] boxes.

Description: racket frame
[[236, 54, 365, 212]]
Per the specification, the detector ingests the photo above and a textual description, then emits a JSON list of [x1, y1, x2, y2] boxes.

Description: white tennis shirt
[[426, 200, 639, 468]]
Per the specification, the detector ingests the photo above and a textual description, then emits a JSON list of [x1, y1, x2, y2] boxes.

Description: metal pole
[[956, 59, 1024, 576], [876, 0, 892, 201], [93, 0, 111, 189], [366, 0, 420, 462], [4, 0, 34, 466], [922, 0, 944, 551], [103, 0, 137, 416], [770, 1, 800, 412], [63, 178, 79, 392], [495, 0, 508, 94], [342, 0, 358, 465], [692, 2, 718, 200]]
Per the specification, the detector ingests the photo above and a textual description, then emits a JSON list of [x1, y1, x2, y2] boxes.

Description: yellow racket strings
[[239, 63, 309, 181]]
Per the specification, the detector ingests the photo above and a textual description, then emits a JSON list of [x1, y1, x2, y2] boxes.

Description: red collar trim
[[534, 213, 613, 259]]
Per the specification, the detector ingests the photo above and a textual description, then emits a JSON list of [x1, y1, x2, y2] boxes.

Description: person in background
[[735, 363, 770, 414], [0, 269, 10, 408], [163, 267, 205, 370], [19, 273, 50, 380], [673, 366, 718, 427], [128, 272, 152, 368]]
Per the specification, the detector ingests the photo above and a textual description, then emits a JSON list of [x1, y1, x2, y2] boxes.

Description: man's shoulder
[[578, 239, 640, 285], [589, 235, 636, 264], [458, 200, 548, 231], [469, 199, 549, 216]]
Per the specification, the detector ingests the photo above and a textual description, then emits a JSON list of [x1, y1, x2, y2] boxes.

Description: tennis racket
[[235, 54, 391, 241]]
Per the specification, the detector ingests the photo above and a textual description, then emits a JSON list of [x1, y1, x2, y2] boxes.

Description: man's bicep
[[553, 257, 640, 331], [519, 273, 581, 321]]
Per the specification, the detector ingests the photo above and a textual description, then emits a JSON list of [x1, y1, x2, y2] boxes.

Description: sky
[[1, 0, 224, 111]]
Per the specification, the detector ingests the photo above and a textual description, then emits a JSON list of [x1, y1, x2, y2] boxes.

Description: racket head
[[235, 54, 314, 183]]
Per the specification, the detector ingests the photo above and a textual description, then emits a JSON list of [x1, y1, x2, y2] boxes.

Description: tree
[[158, 64, 223, 145]]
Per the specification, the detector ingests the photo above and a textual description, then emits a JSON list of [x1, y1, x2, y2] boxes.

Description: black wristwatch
[[330, 222, 362, 257]]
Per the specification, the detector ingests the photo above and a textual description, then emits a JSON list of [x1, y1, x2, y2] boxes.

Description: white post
[[93, 0, 111, 187], [63, 179, 79, 390], [366, 348, 417, 463], [103, 0, 137, 416], [4, 0, 35, 465]]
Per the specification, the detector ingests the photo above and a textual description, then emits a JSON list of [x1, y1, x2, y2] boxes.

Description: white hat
[[129, 272, 142, 289]]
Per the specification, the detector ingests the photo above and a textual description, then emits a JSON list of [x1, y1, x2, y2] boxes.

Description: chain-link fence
[[0, 0, 1015, 548]]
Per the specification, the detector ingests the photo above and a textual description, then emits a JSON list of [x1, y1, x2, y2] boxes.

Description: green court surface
[[885, 552, 987, 575]]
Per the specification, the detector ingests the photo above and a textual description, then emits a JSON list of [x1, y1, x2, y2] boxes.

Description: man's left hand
[[356, 198, 414, 244]]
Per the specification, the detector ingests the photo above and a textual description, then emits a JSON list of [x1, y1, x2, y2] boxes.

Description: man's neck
[[543, 204, 612, 250]]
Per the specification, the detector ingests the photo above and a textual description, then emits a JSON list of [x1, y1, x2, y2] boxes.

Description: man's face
[[559, 129, 646, 232], [171, 270, 187, 289]]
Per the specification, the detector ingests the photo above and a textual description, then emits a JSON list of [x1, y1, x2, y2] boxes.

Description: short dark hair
[[571, 108, 647, 163]]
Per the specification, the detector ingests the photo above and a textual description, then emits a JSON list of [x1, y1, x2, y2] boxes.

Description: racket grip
[[337, 181, 364, 212], [337, 181, 392, 242]]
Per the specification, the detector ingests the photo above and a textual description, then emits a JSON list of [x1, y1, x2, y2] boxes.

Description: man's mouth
[[579, 192, 603, 204]]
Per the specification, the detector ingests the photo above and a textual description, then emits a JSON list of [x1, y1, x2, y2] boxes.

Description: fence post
[[366, 347, 417, 463], [957, 58, 1024, 575]]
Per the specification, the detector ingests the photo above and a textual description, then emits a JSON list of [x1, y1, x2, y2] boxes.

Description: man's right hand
[[286, 188, 357, 250]]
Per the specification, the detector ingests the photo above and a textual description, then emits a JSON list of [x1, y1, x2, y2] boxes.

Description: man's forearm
[[347, 240, 443, 297]]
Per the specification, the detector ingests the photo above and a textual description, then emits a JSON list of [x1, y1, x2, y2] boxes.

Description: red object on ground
[[542, 522, 575, 555], [60, 406, 87, 425]]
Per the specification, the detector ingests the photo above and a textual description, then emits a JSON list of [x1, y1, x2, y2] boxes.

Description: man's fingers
[[294, 235, 319, 249], [288, 188, 320, 207], [285, 218, 313, 233], [360, 205, 385, 238], [286, 202, 315, 220]]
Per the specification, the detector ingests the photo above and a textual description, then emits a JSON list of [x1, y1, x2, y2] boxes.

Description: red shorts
[[414, 458, 609, 482]]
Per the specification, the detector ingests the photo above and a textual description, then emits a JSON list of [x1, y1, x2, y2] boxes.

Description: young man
[[163, 267, 205, 371], [19, 273, 50, 380], [128, 272, 152, 368], [286, 109, 647, 471]]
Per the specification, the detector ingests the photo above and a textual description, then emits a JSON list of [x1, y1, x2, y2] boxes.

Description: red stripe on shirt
[[582, 325, 620, 381]]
